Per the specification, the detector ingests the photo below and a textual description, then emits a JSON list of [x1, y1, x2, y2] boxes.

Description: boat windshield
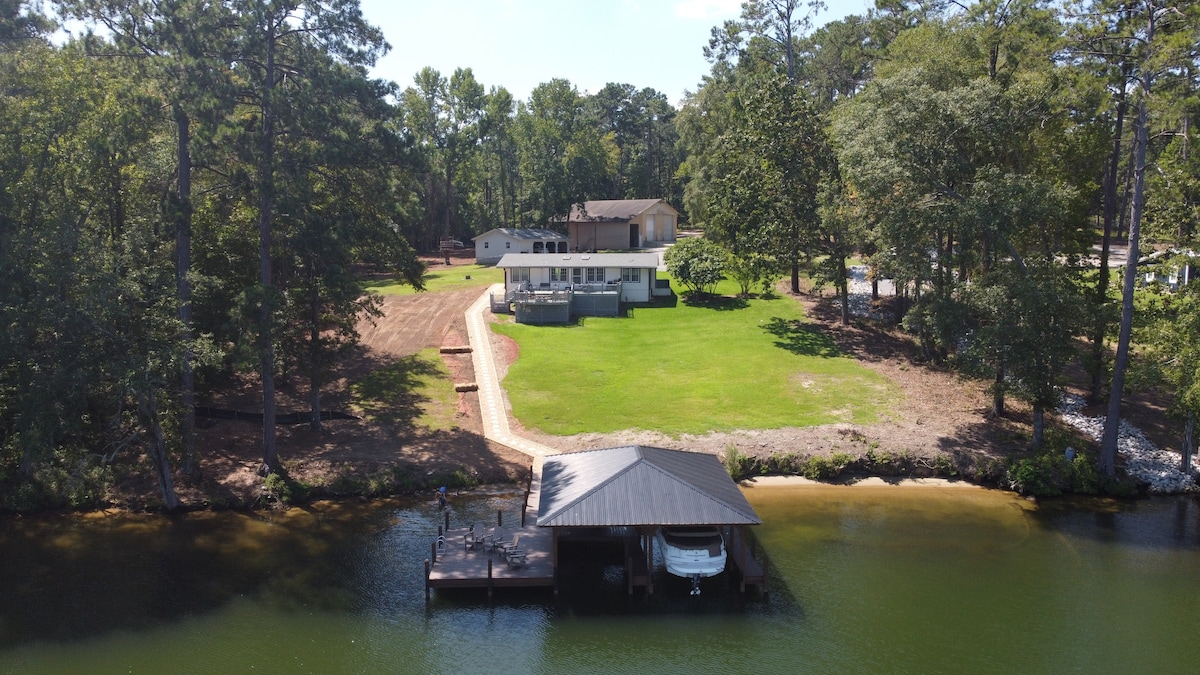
[[660, 527, 722, 549]]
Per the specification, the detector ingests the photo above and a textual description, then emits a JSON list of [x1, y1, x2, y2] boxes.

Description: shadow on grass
[[762, 316, 843, 358], [681, 292, 749, 311], [350, 353, 444, 430]]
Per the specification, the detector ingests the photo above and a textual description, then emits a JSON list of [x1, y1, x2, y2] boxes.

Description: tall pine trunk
[[1089, 82, 1127, 405], [309, 279, 323, 432], [258, 29, 278, 475], [1182, 412, 1194, 475], [1100, 17, 1155, 477], [174, 104, 197, 475]]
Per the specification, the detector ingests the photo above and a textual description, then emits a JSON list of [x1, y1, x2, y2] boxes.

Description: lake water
[[0, 484, 1197, 674]]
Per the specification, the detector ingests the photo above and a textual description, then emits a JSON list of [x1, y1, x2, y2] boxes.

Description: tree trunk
[[1031, 404, 1045, 450], [444, 160, 453, 238], [174, 104, 197, 475], [258, 29, 278, 475], [1101, 37, 1154, 477], [138, 386, 180, 511], [993, 365, 1005, 417], [1182, 412, 1194, 475], [309, 281, 322, 432], [1089, 81, 1127, 404], [837, 253, 850, 325]]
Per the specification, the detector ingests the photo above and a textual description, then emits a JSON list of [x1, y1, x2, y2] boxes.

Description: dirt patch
[[159, 271, 531, 509]]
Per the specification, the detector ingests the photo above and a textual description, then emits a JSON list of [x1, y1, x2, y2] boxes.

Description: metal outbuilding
[[537, 446, 764, 595], [537, 446, 762, 528]]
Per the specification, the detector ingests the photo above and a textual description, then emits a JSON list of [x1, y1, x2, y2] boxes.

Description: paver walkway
[[466, 285, 559, 462]]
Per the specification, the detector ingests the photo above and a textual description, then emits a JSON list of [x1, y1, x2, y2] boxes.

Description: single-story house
[[554, 199, 679, 252], [1138, 248, 1196, 291], [492, 252, 671, 323], [473, 228, 569, 264]]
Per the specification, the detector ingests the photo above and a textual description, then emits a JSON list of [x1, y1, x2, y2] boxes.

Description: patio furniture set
[[464, 523, 527, 567]]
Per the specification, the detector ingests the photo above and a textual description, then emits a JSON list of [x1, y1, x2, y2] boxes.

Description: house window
[[505, 241, 511, 249], [550, 267, 568, 282], [511, 268, 529, 284], [484, 241, 489, 249], [586, 267, 604, 283], [571, 268, 583, 284], [621, 268, 640, 283]]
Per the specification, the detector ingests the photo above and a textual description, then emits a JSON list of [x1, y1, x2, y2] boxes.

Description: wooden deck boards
[[726, 526, 767, 593], [427, 526, 554, 589]]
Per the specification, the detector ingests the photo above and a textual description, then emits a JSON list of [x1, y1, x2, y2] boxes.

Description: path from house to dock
[[465, 284, 560, 465]]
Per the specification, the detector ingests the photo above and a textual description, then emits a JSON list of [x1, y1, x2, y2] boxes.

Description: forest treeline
[[1, 0, 1197, 510]]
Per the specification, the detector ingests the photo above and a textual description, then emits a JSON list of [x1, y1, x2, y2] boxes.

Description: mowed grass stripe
[[363, 263, 503, 295], [492, 279, 894, 436]]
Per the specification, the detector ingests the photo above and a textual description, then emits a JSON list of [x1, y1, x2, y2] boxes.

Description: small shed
[[474, 228, 568, 264]]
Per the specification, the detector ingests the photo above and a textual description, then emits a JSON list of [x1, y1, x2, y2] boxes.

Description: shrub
[[1006, 451, 1103, 497], [663, 237, 726, 295], [723, 445, 754, 480], [802, 452, 853, 480], [263, 472, 309, 505]]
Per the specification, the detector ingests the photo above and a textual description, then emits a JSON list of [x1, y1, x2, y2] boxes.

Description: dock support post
[[431, 541, 437, 563], [487, 558, 493, 600], [739, 527, 747, 594], [444, 510, 450, 532], [497, 509, 502, 527], [424, 559, 430, 601]]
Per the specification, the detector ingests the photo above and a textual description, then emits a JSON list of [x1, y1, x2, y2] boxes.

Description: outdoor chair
[[490, 526, 511, 553], [464, 522, 487, 551], [498, 532, 521, 556], [506, 546, 527, 568]]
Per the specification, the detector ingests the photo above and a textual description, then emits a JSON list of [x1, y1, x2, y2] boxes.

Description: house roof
[[553, 199, 678, 223], [472, 227, 566, 241], [536, 446, 762, 528], [496, 252, 660, 269]]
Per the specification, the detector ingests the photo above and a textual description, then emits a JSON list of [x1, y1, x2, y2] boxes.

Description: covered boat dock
[[425, 446, 767, 598]]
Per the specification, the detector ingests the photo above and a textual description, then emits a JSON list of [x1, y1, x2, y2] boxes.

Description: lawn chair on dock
[[464, 522, 487, 551], [505, 544, 527, 568], [490, 526, 511, 554], [497, 532, 521, 556], [498, 532, 526, 567]]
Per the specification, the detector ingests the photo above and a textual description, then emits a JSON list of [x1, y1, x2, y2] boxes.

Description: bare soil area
[[151, 258, 532, 509], [124, 266, 1173, 509]]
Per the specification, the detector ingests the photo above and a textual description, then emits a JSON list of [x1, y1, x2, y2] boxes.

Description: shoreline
[[741, 475, 988, 489]]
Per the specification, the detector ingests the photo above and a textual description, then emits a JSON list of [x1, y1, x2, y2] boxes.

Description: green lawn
[[491, 279, 895, 436], [363, 263, 502, 296]]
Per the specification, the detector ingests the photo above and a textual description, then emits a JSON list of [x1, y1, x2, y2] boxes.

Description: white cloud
[[672, 0, 742, 21]]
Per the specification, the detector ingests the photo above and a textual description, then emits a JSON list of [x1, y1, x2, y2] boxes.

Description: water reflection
[[1, 487, 1198, 674]]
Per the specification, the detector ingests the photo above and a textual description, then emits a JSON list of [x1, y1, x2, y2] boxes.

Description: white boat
[[654, 526, 727, 595]]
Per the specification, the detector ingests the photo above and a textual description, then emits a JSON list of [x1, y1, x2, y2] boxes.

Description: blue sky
[[359, 0, 873, 105]]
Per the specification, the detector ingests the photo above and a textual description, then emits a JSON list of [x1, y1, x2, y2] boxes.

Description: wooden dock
[[426, 525, 555, 594], [726, 526, 768, 596], [424, 458, 768, 599]]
